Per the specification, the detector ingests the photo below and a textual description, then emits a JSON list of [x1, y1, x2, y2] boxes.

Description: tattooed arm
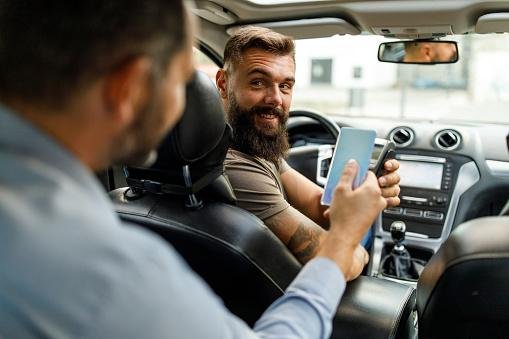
[[280, 167, 330, 229], [265, 206, 368, 280], [265, 206, 326, 263]]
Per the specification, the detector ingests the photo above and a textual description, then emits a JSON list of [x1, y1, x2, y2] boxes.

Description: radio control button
[[424, 211, 444, 220], [434, 196, 448, 205], [404, 208, 423, 217], [384, 207, 403, 215]]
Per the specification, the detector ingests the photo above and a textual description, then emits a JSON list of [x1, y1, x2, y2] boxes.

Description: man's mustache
[[248, 106, 287, 120]]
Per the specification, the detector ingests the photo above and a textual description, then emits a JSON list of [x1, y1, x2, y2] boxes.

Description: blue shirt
[[0, 105, 346, 338]]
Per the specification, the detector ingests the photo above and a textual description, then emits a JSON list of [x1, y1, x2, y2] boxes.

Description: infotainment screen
[[398, 160, 443, 190]]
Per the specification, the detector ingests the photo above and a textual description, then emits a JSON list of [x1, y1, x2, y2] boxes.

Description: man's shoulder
[[226, 149, 279, 173], [226, 148, 257, 164], [0, 168, 213, 337]]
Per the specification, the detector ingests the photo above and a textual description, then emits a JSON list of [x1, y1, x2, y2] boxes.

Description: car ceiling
[[193, 0, 509, 58]]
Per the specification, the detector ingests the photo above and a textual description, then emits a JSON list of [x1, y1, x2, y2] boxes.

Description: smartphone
[[321, 127, 376, 206], [369, 138, 396, 177]]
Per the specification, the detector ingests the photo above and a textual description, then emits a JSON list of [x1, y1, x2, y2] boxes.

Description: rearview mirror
[[378, 40, 458, 64]]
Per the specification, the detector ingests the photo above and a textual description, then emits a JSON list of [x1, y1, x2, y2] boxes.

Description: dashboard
[[287, 113, 509, 279]]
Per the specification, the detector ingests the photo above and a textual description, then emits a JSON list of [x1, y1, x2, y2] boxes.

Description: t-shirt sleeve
[[225, 157, 290, 221], [279, 158, 291, 174]]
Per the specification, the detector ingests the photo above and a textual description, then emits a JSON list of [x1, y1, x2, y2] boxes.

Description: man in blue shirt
[[0, 1, 386, 338]]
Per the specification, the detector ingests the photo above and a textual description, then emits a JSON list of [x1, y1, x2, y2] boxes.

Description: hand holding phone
[[369, 138, 396, 177], [321, 128, 376, 206]]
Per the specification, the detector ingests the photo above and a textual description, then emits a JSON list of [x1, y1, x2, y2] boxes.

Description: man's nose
[[264, 84, 283, 107]]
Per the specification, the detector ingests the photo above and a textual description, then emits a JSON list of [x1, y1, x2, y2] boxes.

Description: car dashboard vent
[[389, 127, 415, 147], [435, 129, 462, 151]]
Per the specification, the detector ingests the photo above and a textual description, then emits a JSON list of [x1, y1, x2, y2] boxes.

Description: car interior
[[102, 1, 509, 338]]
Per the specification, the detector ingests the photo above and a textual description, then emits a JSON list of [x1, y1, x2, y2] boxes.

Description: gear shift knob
[[390, 221, 406, 246]]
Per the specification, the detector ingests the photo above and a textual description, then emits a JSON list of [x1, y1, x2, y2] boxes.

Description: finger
[[378, 171, 400, 188], [358, 246, 369, 266], [362, 170, 380, 189], [384, 159, 400, 171], [337, 159, 358, 192], [381, 185, 400, 199], [386, 196, 401, 207], [323, 209, 330, 219]]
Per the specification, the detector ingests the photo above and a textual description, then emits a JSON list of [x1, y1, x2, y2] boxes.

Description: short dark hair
[[223, 26, 295, 74], [0, 0, 189, 108]]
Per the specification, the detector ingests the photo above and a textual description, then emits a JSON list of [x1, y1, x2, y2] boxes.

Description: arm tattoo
[[287, 222, 322, 264], [265, 208, 325, 264]]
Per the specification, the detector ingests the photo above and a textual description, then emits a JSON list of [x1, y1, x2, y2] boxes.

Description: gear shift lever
[[381, 221, 419, 280], [390, 221, 406, 252]]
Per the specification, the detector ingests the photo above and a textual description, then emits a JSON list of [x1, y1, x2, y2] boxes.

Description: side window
[[193, 47, 220, 82]]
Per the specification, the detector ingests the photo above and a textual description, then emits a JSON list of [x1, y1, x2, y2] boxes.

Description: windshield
[[292, 34, 509, 124]]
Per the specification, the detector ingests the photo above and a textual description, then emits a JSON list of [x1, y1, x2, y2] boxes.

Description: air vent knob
[[389, 127, 415, 147], [435, 129, 461, 150]]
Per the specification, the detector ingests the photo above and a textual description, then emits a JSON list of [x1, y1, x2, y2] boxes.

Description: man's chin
[[256, 124, 281, 137]]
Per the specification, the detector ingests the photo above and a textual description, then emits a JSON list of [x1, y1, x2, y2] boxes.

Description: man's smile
[[254, 112, 280, 131]]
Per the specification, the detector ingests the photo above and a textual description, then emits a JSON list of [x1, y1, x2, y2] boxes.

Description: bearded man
[[217, 26, 401, 274]]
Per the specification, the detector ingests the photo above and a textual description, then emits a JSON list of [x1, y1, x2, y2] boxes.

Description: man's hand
[[345, 244, 369, 281], [317, 160, 386, 279], [378, 159, 401, 207]]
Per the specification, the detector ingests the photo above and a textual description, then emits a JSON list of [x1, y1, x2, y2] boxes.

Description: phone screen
[[321, 128, 376, 206]]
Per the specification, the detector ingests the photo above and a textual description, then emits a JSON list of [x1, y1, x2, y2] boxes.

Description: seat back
[[111, 187, 300, 325], [417, 216, 509, 339], [111, 71, 301, 325]]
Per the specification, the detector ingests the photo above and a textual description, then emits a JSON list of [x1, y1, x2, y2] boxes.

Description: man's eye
[[280, 83, 293, 91], [251, 80, 264, 87]]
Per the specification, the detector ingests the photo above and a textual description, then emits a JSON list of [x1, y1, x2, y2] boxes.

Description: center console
[[370, 149, 480, 282]]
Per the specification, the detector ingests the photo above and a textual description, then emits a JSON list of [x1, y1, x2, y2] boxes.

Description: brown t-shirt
[[224, 149, 290, 221]]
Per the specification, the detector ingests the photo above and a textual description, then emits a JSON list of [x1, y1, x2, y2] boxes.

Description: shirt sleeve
[[253, 257, 346, 339], [87, 226, 345, 339], [279, 158, 291, 174], [225, 156, 290, 220]]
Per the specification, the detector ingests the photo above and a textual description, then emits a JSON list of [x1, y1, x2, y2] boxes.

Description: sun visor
[[475, 13, 509, 34], [227, 18, 360, 39]]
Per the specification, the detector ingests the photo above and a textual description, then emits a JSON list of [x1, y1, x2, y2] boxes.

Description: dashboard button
[[404, 208, 423, 217], [384, 207, 403, 215], [424, 211, 444, 220]]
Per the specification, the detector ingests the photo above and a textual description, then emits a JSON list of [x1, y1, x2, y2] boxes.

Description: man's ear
[[103, 57, 153, 127], [216, 68, 228, 99], [422, 44, 433, 62]]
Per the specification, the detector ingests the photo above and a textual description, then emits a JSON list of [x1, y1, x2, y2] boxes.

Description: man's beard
[[112, 77, 167, 167], [227, 95, 289, 165]]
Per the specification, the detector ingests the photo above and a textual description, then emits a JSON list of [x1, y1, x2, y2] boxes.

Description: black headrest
[[156, 71, 228, 166], [125, 71, 234, 201]]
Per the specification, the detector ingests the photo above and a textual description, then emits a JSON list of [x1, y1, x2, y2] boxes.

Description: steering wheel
[[287, 110, 345, 186], [289, 109, 341, 140]]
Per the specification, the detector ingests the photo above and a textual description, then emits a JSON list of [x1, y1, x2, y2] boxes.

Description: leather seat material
[[332, 276, 416, 339], [417, 216, 509, 338], [155, 70, 227, 165], [111, 187, 301, 326]]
